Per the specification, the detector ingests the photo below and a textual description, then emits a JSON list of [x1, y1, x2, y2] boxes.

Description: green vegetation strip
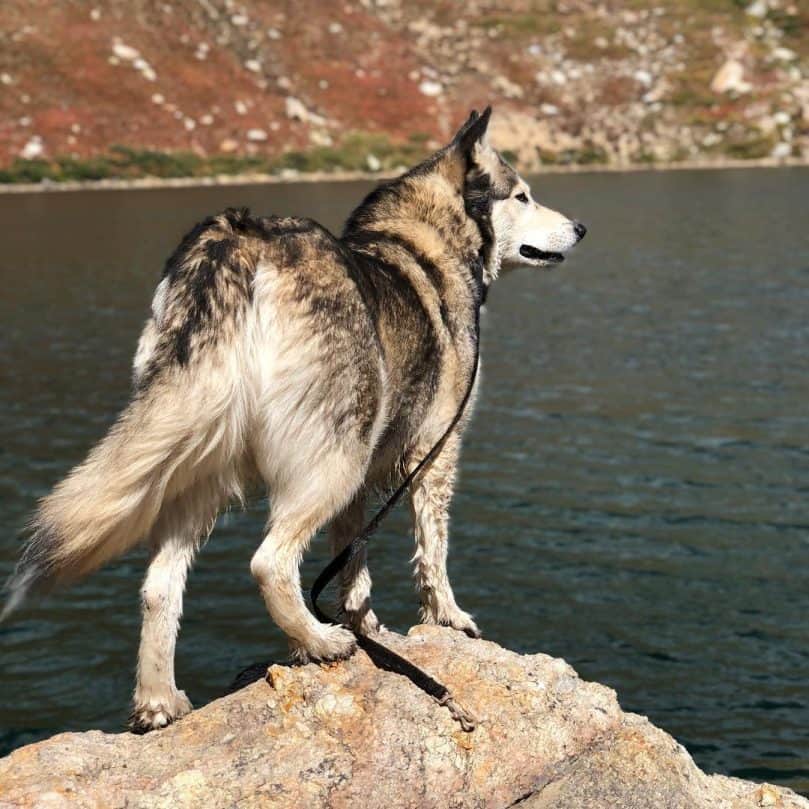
[[0, 133, 431, 185]]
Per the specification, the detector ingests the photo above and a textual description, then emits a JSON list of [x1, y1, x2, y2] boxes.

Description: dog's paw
[[129, 690, 193, 734], [345, 607, 384, 637], [422, 606, 482, 639], [290, 624, 357, 665]]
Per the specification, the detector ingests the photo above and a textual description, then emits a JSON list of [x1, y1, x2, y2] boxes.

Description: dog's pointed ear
[[452, 106, 492, 158]]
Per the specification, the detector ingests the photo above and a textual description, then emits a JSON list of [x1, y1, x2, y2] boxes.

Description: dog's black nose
[[573, 221, 587, 241]]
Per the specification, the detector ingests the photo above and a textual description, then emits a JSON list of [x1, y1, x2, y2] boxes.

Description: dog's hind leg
[[130, 482, 222, 733], [251, 509, 358, 664], [328, 495, 381, 636], [250, 454, 368, 664], [409, 432, 481, 639], [130, 535, 195, 733]]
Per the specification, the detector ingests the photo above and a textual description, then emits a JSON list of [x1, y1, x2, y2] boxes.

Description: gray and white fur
[[2, 108, 586, 732]]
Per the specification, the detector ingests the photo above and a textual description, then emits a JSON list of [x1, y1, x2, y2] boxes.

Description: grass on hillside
[[0, 133, 432, 184]]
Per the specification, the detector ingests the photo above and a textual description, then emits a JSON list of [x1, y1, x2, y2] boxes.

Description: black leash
[[310, 288, 483, 732]]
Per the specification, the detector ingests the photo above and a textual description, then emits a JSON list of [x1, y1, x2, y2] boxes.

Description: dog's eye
[[515, 192, 529, 203]]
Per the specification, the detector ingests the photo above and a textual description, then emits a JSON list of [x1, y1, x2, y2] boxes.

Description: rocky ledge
[[0, 626, 806, 809]]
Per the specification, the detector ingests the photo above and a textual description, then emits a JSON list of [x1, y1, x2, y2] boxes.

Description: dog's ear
[[451, 109, 480, 144], [452, 106, 492, 158]]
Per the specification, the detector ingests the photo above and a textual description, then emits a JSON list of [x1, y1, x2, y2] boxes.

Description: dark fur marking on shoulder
[[351, 250, 443, 404], [346, 229, 455, 333]]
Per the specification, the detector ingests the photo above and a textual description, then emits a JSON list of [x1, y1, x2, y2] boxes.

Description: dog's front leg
[[328, 496, 382, 636], [409, 433, 481, 638]]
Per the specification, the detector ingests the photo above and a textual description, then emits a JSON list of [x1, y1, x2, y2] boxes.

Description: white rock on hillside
[[711, 59, 752, 95], [284, 97, 326, 126]]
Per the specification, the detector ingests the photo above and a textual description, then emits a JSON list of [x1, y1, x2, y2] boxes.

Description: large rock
[[0, 626, 806, 808], [711, 59, 752, 95]]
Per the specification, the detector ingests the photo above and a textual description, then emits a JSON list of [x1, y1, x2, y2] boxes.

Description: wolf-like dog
[[2, 108, 586, 732]]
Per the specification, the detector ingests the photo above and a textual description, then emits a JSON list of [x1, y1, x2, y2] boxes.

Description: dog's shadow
[[225, 660, 283, 694]]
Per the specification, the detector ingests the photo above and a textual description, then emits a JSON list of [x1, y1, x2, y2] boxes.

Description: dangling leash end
[[438, 692, 478, 732]]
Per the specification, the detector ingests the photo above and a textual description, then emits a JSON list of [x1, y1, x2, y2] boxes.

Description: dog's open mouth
[[520, 245, 565, 264]]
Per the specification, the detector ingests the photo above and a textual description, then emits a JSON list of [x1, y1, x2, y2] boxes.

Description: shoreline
[[0, 156, 806, 194]]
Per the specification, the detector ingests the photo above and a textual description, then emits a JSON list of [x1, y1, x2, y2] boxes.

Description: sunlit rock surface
[[0, 626, 806, 809]]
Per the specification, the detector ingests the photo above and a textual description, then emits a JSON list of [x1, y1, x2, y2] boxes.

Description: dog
[[2, 107, 586, 732]]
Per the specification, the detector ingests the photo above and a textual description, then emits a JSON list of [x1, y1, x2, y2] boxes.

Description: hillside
[[0, 0, 807, 182]]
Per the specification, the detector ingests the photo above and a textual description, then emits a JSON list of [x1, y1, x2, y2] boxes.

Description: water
[[1, 168, 808, 794]]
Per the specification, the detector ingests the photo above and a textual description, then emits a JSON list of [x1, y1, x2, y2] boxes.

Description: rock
[[111, 40, 140, 61], [711, 59, 752, 95], [20, 135, 43, 159], [771, 47, 797, 62], [746, 0, 768, 17], [284, 96, 326, 126], [756, 115, 778, 135], [758, 784, 784, 806], [309, 130, 333, 147], [418, 79, 443, 97], [246, 128, 268, 142], [492, 74, 524, 99], [551, 69, 567, 85], [642, 79, 670, 104], [1, 627, 807, 809]]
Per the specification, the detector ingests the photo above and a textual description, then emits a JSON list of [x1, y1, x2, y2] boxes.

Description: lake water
[[0, 168, 807, 795]]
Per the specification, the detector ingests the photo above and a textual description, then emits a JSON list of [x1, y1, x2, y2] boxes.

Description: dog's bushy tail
[[1, 374, 242, 621]]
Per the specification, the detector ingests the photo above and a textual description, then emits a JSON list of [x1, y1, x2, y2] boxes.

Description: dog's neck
[[343, 167, 496, 301]]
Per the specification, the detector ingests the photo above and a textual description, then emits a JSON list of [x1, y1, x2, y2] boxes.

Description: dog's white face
[[492, 178, 586, 270], [471, 140, 585, 271], [450, 108, 586, 278]]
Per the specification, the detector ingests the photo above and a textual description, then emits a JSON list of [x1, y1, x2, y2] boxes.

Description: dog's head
[[450, 108, 586, 279]]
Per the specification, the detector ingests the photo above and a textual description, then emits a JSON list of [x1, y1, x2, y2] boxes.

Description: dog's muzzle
[[519, 220, 587, 265], [519, 245, 565, 263]]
